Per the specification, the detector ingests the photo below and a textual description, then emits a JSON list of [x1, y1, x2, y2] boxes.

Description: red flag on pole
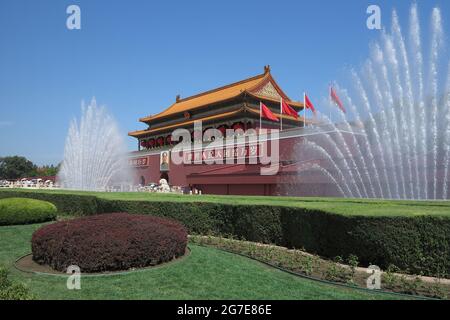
[[304, 94, 316, 114], [330, 87, 346, 113], [281, 98, 299, 119], [260, 102, 279, 122]]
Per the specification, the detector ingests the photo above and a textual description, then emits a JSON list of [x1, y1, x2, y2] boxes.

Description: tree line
[[0, 156, 60, 180]]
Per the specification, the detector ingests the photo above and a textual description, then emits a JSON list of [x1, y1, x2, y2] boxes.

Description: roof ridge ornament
[[264, 65, 271, 74], [176, 94, 181, 102]]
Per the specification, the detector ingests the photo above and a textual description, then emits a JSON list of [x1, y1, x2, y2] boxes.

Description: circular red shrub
[[31, 213, 188, 273]]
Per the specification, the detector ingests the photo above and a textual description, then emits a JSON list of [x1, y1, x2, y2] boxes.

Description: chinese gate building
[[128, 66, 344, 196]]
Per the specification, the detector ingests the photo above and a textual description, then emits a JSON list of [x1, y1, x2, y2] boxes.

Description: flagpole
[[259, 102, 262, 131], [303, 92, 306, 128], [329, 86, 332, 124], [280, 98, 283, 131]]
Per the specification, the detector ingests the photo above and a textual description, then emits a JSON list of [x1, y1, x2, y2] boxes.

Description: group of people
[[137, 179, 180, 194], [0, 177, 203, 195], [0, 178, 56, 189], [136, 180, 203, 195]]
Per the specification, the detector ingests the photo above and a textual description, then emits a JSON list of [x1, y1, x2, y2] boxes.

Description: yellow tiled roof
[[139, 73, 267, 123], [139, 67, 303, 123]]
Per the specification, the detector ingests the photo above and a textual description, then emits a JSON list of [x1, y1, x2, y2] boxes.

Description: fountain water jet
[[58, 98, 132, 191], [297, 5, 450, 200]]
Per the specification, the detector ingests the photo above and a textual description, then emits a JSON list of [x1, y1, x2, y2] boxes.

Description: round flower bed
[[0, 198, 57, 226], [31, 213, 188, 272]]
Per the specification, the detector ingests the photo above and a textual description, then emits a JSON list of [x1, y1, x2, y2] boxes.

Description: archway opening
[[160, 172, 169, 183]]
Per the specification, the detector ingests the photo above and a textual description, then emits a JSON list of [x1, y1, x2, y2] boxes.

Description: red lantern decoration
[[140, 140, 147, 148], [217, 125, 228, 136], [166, 135, 172, 145], [157, 137, 164, 146], [232, 122, 244, 131], [149, 139, 155, 148]]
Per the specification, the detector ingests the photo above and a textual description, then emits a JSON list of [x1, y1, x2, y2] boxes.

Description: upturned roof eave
[[138, 72, 269, 123]]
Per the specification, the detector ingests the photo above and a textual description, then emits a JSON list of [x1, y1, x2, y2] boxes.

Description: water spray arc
[[58, 98, 131, 191], [300, 5, 450, 200]]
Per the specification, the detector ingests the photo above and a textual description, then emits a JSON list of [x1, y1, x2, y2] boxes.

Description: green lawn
[[0, 223, 407, 300], [2, 188, 450, 217]]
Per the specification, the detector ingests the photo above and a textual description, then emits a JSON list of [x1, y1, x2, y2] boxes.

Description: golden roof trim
[[129, 108, 244, 138]]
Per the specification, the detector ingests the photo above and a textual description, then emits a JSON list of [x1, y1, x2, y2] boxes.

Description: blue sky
[[0, 0, 449, 165]]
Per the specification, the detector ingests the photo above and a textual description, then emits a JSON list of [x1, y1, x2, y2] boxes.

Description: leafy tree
[[33, 163, 60, 177], [0, 156, 36, 179]]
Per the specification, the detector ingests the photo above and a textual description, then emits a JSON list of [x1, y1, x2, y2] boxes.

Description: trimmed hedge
[[1, 190, 449, 277], [32, 213, 188, 272], [0, 198, 57, 226], [0, 192, 98, 216]]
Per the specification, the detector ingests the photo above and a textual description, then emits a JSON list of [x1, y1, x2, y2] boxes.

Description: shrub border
[[189, 236, 436, 300], [190, 235, 450, 299]]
